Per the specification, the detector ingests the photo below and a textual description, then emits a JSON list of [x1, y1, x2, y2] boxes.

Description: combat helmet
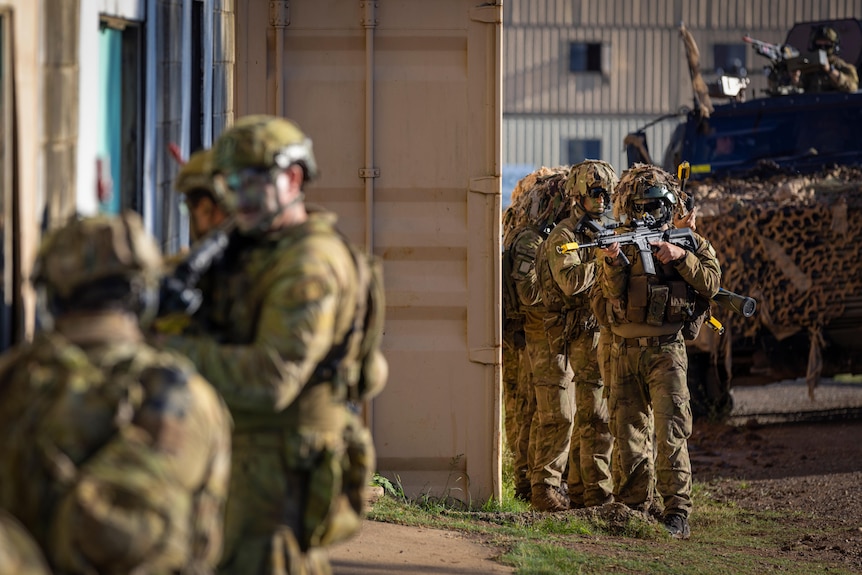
[[614, 163, 680, 228], [565, 159, 618, 217], [809, 25, 840, 54], [211, 115, 318, 182], [32, 211, 162, 318], [174, 148, 227, 205]]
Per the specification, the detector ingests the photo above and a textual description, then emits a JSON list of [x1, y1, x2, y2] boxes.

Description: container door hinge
[[270, 1, 290, 28]]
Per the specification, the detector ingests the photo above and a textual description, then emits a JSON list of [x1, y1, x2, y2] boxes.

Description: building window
[[98, 18, 143, 215], [567, 139, 602, 164], [569, 42, 603, 73], [713, 43, 747, 76]]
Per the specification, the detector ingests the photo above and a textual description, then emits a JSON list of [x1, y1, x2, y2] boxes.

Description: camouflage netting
[[690, 165, 862, 394], [502, 166, 571, 248]]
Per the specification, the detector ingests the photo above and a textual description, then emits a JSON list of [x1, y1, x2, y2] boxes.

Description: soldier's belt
[[612, 333, 679, 348]]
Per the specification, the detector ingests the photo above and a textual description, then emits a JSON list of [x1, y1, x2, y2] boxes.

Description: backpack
[[312, 231, 388, 404], [0, 334, 223, 574]]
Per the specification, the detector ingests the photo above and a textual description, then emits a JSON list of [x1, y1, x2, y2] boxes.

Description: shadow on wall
[[502, 164, 536, 209]]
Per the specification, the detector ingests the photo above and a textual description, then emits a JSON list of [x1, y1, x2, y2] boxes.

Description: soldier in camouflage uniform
[[157, 115, 381, 575], [0, 510, 51, 575], [537, 160, 617, 508], [0, 212, 232, 573], [796, 25, 858, 93], [596, 164, 721, 539], [176, 148, 232, 241], [501, 204, 532, 500], [508, 168, 575, 512]]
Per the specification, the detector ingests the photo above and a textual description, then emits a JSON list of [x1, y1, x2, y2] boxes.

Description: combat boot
[[663, 513, 690, 540], [531, 484, 570, 512], [514, 482, 532, 502]]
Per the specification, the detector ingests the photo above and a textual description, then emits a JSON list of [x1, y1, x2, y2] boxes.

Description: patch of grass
[[366, 481, 860, 575]]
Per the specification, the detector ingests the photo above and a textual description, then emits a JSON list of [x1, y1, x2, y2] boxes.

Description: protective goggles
[[587, 187, 610, 203]]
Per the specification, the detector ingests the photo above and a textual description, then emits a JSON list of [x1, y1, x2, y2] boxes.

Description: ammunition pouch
[[626, 276, 691, 326], [301, 413, 374, 550], [544, 309, 597, 354]]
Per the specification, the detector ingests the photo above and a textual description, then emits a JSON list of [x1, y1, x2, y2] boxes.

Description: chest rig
[[624, 248, 694, 327]]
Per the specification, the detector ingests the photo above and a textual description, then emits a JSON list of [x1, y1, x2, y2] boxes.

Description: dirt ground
[[330, 417, 862, 574]]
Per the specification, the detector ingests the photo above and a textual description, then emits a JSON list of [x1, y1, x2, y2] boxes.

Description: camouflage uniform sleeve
[[511, 228, 543, 307], [672, 232, 722, 299], [163, 249, 345, 413], [834, 58, 859, 92], [600, 252, 629, 300], [546, 225, 597, 298]]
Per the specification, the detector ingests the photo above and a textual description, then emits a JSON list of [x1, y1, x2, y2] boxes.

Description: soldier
[[508, 167, 575, 512], [796, 25, 858, 93], [155, 115, 384, 574], [175, 148, 232, 241], [502, 205, 533, 501], [597, 164, 721, 539], [536, 160, 617, 508], [0, 212, 232, 573]]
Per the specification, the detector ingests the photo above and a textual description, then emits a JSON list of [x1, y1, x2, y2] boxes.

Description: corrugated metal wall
[[503, 0, 862, 174], [504, 114, 682, 177]]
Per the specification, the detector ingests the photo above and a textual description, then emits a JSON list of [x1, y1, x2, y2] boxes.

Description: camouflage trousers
[[608, 331, 693, 518], [503, 330, 533, 492], [525, 314, 574, 488], [218, 431, 335, 575], [566, 329, 614, 508]]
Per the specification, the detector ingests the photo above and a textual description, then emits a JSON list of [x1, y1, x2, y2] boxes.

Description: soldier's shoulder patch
[[287, 276, 328, 303]]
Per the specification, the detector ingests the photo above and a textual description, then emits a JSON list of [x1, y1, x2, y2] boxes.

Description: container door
[[236, 0, 503, 503]]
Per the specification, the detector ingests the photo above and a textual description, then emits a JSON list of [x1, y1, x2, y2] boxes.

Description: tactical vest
[[622, 246, 696, 327]]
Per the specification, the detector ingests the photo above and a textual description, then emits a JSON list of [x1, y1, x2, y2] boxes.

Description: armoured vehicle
[[629, 19, 862, 419]]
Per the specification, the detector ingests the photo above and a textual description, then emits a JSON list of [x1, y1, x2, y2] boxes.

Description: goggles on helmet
[[214, 167, 282, 234]]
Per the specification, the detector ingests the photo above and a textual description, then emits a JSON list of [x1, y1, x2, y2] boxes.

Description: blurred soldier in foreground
[[537, 160, 617, 508], [156, 115, 386, 574], [597, 164, 721, 539], [0, 212, 232, 573]]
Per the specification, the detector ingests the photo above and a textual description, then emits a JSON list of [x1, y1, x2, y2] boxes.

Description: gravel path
[[729, 377, 862, 424]]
